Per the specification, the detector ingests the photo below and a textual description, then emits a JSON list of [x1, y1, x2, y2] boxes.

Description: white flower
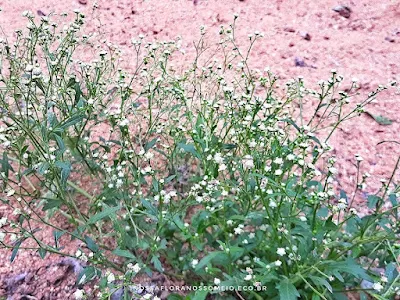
[[381, 276, 388, 283], [286, 154, 295, 161], [242, 155, 254, 170], [274, 260, 282, 266], [274, 157, 283, 165], [132, 263, 141, 273], [244, 274, 253, 281], [269, 200, 277, 208], [0, 231, 5, 242], [119, 118, 129, 127], [274, 169, 283, 176], [214, 278, 221, 285], [74, 289, 85, 300], [234, 224, 245, 235], [218, 163, 227, 171], [276, 248, 286, 256], [144, 152, 154, 160], [214, 153, 224, 164], [299, 216, 307, 222], [329, 167, 337, 174], [6, 189, 15, 197], [191, 259, 199, 268], [0, 217, 7, 227], [248, 140, 257, 148], [373, 282, 383, 292], [107, 272, 115, 283]]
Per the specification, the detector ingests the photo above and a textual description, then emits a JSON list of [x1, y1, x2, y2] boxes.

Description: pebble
[[283, 26, 296, 33], [299, 31, 311, 41], [295, 57, 306, 67], [385, 36, 395, 43], [333, 5, 352, 18]]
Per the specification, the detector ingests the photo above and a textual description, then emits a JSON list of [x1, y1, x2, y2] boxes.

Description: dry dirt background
[[0, 0, 399, 299]]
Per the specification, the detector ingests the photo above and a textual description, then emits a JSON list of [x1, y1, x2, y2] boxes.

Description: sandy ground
[[0, 0, 399, 299]]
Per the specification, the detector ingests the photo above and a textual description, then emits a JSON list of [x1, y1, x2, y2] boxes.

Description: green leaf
[[53, 230, 64, 249], [278, 278, 300, 300], [144, 137, 158, 151], [141, 198, 158, 217], [331, 258, 371, 280], [164, 175, 176, 184], [112, 248, 136, 260], [188, 289, 208, 300], [42, 199, 62, 211], [74, 82, 82, 104], [0, 152, 13, 187], [77, 266, 100, 285], [167, 294, 184, 300], [281, 118, 300, 132], [309, 275, 332, 293], [55, 161, 72, 187], [87, 205, 120, 225], [60, 113, 85, 130], [195, 251, 222, 271], [33, 78, 46, 93], [11, 240, 23, 262], [151, 255, 164, 272], [52, 133, 66, 153], [365, 111, 392, 125], [367, 194, 382, 209], [222, 143, 237, 150], [178, 142, 200, 159], [84, 235, 99, 253], [38, 248, 47, 259]]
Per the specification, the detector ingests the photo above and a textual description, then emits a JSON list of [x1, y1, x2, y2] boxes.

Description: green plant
[[0, 10, 399, 300]]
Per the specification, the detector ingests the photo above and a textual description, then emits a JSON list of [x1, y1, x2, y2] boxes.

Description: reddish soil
[[0, 0, 399, 299]]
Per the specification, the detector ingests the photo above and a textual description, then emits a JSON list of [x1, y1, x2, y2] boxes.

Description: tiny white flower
[[214, 153, 224, 164], [242, 155, 254, 170], [329, 167, 337, 174], [191, 259, 199, 268], [214, 278, 221, 285], [286, 154, 295, 161], [276, 248, 286, 256], [244, 274, 253, 281], [274, 260, 282, 266], [0, 232, 5, 242], [355, 154, 363, 162], [107, 272, 115, 283], [74, 289, 85, 300], [373, 282, 383, 292], [6, 189, 15, 197], [132, 263, 141, 273], [0, 217, 7, 227]]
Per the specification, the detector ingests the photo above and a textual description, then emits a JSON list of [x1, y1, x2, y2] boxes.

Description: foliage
[[0, 10, 399, 300]]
